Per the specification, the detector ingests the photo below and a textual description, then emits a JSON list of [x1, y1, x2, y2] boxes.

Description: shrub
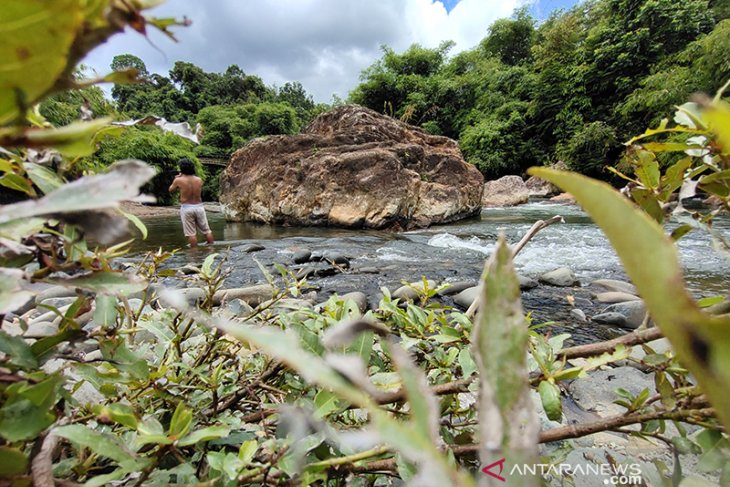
[[559, 121, 621, 175]]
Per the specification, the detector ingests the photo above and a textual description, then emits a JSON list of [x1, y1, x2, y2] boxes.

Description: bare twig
[[559, 326, 663, 359], [31, 433, 58, 487], [465, 215, 564, 318], [335, 406, 716, 475]]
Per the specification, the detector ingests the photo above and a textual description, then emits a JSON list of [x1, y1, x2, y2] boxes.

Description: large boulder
[[219, 105, 484, 230], [482, 175, 530, 207]]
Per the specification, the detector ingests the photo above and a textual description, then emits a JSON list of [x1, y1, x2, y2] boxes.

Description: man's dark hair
[[179, 158, 196, 175]]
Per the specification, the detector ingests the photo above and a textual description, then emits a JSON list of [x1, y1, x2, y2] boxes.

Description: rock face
[[219, 105, 484, 230], [482, 175, 529, 207], [524, 161, 566, 197]]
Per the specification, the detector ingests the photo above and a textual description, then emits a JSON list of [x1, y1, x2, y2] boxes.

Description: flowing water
[[133, 202, 730, 344]]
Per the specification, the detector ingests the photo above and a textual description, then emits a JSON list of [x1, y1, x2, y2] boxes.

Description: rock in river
[[219, 105, 484, 230], [538, 267, 580, 287], [482, 175, 529, 207]]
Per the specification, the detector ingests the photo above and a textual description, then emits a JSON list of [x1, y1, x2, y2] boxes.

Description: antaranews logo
[[481, 458, 643, 485], [481, 458, 506, 482]]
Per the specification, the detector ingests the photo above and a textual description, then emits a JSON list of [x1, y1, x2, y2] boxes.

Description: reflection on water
[[133, 203, 730, 296], [133, 213, 389, 253]]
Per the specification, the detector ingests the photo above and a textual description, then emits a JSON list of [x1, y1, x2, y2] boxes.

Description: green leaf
[[699, 170, 730, 197], [0, 330, 38, 369], [20, 118, 113, 157], [30, 328, 83, 362], [54, 424, 140, 466], [472, 237, 538, 480], [93, 294, 118, 328], [0, 160, 156, 225], [704, 99, 730, 154], [458, 348, 476, 377], [0, 446, 28, 478], [44, 271, 146, 296], [201, 252, 220, 277], [389, 342, 440, 446], [698, 296, 725, 308], [0, 376, 61, 441], [0, 173, 34, 195], [672, 437, 701, 455], [23, 162, 63, 195], [177, 425, 230, 447], [631, 188, 663, 224], [642, 142, 703, 153], [634, 150, 661, 190], [238, 439, 258, 465], [99, 339, 149, 381], [313, 390, 340, 419], [169, 402, 193, 440], [528, 167, 730, 432], [94, 403, 138, 429], [121, 210, 148, 240], [538, 381, 562, 421], [0, 0, 84, 124]]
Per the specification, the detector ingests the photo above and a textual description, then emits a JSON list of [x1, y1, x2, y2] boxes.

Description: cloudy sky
[[84, 0, 578, 103]]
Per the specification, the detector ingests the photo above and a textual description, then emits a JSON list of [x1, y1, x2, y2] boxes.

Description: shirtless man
[[168, 158, 214, 247]]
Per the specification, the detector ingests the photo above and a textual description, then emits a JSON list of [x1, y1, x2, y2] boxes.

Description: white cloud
[[82, 0, 526, 104]]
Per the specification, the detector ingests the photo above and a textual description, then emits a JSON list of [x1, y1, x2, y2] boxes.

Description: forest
[[34, 0, 730, 202]]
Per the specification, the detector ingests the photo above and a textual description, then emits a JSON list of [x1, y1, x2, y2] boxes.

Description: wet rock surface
[[220, 105, 484, 230]]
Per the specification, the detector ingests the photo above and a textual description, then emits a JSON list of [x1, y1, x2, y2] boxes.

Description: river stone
[[25, 321, 58, 337], [355, 266, 380, 274], [549, 192, 576, 204], [242, 244, 265, 253], [228, 298, 254, 317], [454, 286, 479, 309], [176, 287, 206, 304], [525, 164, 564, 197], [213, 285, 274, 306], [600, 300, 648, 329], [593, 291, 641, 304], [570, 308, 587, 322], [393, 280, 437, 301], [591, 312, 628, 327], [518, 274, 539, 290], [292, 250, 312, 264], [296, 266, 317, 279], [38, 297, 78, 309], [179, 263, 201, 275], [482, 175, 529, 207], [590, 279, 637, 295], [340, 291, 368, 313], [437, 280, 476, 296], [539, 267, 580, 287], [322, 251, 350, 266], [569, 367, 654, 418], [36, 285, 77, 303], [220, 105, 484, 230], [630, 338, 672, 361]]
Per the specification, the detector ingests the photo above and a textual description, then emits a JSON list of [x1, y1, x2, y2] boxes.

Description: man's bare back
[[169, 175, 203, 204], [169, 158, 214, 247]]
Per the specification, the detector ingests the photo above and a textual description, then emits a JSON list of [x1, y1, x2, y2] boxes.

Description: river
[[133, 202, 730, 344]]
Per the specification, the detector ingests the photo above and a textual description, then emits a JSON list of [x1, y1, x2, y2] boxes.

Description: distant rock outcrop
[[525, 161, 566, 197], [482, 175, 529, 207], [219, 105, 484, 230]]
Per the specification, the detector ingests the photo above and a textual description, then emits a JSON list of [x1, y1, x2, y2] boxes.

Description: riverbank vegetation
[[28, 0, 730, 205], [2, 1, 730, 485]]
